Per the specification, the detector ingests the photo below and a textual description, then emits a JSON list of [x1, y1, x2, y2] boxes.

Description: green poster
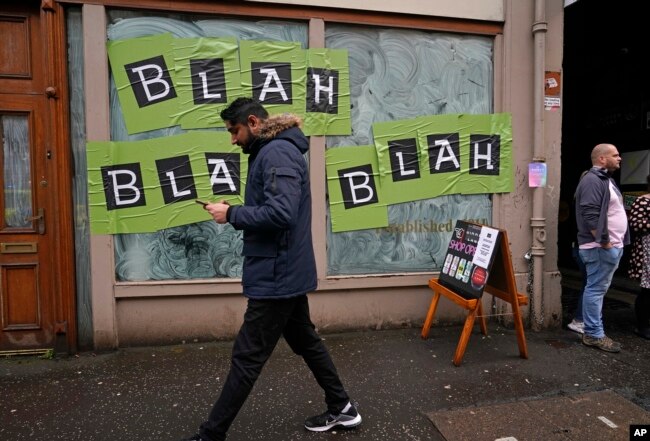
[[303, 49, 351, 136], [372, 117, 438, 204], [418, 113, 513, 196], [373, 113, 513, 204], [326, 145, 388, 232], [239, 40, 306, 116], [87, 131, 246, 234], [172, 38, 242, 130], [107, 34, 181, 134]]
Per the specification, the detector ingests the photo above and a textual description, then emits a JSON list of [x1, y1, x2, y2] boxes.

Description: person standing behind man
[[626, 174, 650, 340], [179, 97, 361, 441], [574, 143, 629, 353]]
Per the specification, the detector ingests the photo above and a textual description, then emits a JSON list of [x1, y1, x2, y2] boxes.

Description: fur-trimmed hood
[[254, 113, 308, 155], [258, 113, 303, 140]]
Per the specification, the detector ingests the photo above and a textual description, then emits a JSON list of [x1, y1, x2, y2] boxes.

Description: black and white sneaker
[[304, 402, 362, 432]]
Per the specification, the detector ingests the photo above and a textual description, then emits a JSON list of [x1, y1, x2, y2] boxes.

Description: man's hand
[[205, 200, 230, 224], [590, 229, 613, 249]]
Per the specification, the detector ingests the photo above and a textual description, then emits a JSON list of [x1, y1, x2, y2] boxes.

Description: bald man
[[574, 143, 629, 352]]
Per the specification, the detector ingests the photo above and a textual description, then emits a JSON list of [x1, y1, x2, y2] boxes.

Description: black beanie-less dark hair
[[220, 97, 269, 125]]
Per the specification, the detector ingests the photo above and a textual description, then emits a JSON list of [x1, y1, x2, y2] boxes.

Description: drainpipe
[[530, 0, 547, 331]]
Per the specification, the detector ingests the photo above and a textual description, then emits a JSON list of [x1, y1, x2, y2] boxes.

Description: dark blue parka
[[226, 114, 317, 299]]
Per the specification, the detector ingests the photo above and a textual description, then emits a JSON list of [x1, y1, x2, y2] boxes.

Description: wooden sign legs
[[421, 278, 487, 366], [421, 277, 529, 366]]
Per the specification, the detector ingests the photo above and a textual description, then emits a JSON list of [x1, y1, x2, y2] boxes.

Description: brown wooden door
[[0, 1, 76, 352]]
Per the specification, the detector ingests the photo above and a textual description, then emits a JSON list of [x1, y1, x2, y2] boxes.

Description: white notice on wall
[[544, 96, 561, 110]]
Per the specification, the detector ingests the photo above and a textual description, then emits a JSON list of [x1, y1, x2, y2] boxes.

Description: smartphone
[[195, 199, 210, 207]]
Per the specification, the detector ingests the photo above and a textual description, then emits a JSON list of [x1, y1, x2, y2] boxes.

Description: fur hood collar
[[258, 113, 303, 140]]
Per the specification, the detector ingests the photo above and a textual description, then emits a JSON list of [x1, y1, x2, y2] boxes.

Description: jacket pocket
[[270, 166, 300, 196], [242, 236, 278, 257]]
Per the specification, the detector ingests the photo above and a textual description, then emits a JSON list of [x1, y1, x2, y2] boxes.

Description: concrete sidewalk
[[1, 300, 648, 441]]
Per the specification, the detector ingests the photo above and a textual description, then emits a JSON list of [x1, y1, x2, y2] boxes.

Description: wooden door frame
[[40, 0, 77, 353]]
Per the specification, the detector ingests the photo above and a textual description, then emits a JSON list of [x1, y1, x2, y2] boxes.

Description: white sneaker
[[567, 319, 584, 334]]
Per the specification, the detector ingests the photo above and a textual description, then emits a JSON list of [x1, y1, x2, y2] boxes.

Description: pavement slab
[[426, 390, 649, 441]]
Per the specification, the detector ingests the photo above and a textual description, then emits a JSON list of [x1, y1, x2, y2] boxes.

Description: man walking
[[574, 143, 629, 353], [180, 97, 361, 441]]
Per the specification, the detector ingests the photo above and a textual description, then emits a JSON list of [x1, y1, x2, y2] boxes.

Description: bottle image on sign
[[470, 265, 488, 291], [442, 254, 453, 275], [449, 256, 460, 276], [462, 262, 472, 283], [455, 258, 466, 280]]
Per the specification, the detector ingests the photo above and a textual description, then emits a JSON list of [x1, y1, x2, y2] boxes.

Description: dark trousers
[[199, 295, 350, 441], [637, 288, 650, 329]]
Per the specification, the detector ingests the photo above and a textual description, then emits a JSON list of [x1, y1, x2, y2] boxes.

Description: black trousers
[[199, 295, 350, 441], [637, 288, 650, 329]]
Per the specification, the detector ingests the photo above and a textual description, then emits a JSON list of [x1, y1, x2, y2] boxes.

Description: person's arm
[[578, 176, 609, 245], [229, 145, 303, 231], [629, 198, 650, 235], [587, 228, 613, 248]]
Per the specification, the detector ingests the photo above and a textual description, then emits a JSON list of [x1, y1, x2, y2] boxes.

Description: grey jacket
[[574, 167, 630, 246]]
